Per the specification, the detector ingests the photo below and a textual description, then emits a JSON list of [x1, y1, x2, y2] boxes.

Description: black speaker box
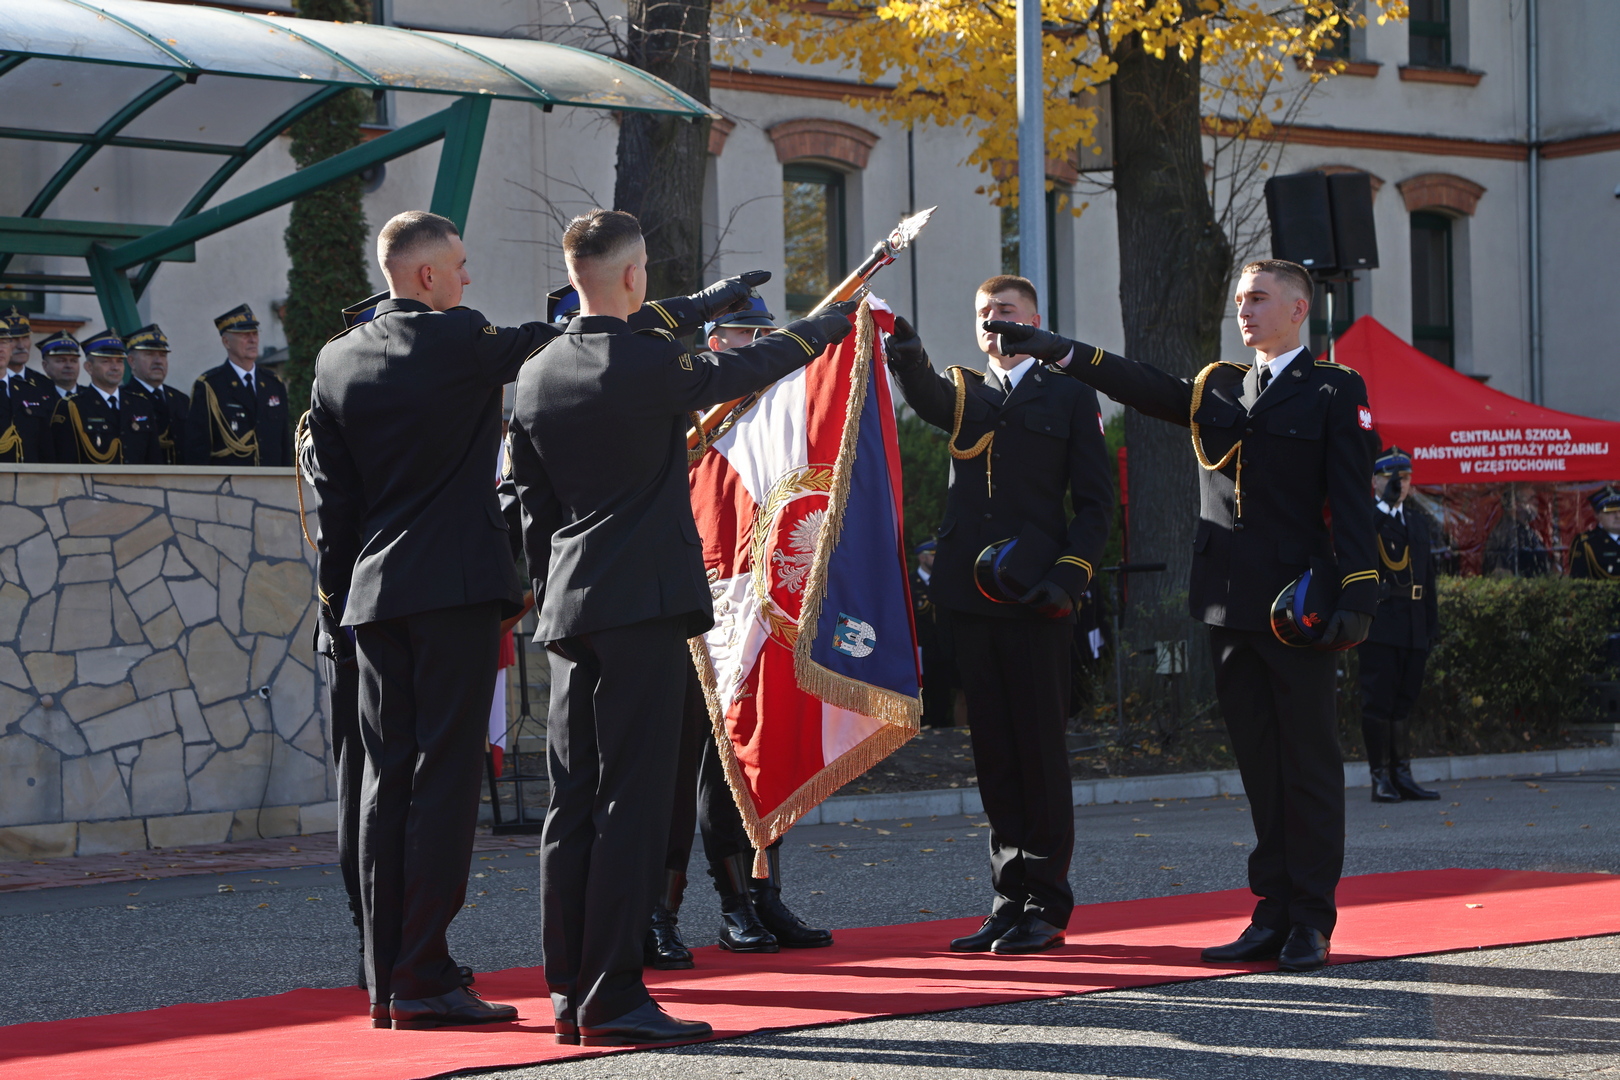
[[1327, 171, 1380, 270], [1265, 172, 1337, 271]]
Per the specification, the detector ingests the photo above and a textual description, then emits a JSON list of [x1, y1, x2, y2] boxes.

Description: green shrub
[[896, 410, 949, 560], [1407, 576, 1613, 750]]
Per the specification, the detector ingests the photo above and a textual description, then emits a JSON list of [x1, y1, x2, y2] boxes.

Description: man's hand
[[789, 299, 860, 351], [982, 320, 1071, 362], [884, 316, 929, 374], [1021, 580, 1075, 619], [1316, 609, 1373, 651], [692, 270, 772, 320]]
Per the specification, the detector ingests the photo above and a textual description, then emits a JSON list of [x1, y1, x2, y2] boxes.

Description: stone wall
[[0, 466, 334, 860]]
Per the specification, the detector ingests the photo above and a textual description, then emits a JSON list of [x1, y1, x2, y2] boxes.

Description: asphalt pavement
[[4, 769, 1618, 1078]]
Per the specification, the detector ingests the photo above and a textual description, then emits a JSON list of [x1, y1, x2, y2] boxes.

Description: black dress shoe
[[578, 1000, 713, 1046], [369, 1003, 389, 1029], [990, 915, 1066, 955], [713, 854, 779, 953], [750, 844, 834, 948], [554, 1019, 579, 1046], [390, 986, 518, 1030], [645, 870, 696, 969], [457, 965, 476, 986], [1369, 767, 1402, 803], [1277, 925, 1331, 972], [1200, 922, 1287, 963], [949, 908, 1022, 952], [1391, 762, 1441, 800]]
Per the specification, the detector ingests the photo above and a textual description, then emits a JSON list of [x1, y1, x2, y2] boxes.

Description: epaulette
[[1212, 361, 1251, 373], [1314, 359, 1359, 373], [324, 321, 366, 345], [946, 364, 985, 380], [635, 326, 678, 341]]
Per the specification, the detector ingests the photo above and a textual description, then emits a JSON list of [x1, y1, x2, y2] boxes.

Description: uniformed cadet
[[38, 330, 82, 398], [911, 538, 958, 727], [507, 209, 854, 1046], [886, 274, 1113, 958], [49, 330, 165, 466], [0, 309, 57, 462], [988, 258, 1378, 973], [1357, 447, 1441, 803], [125, 324, 190, 465], [1569, 485, 1620, 669], [647, 295, 835, 975], [185, 304, 291, 467]]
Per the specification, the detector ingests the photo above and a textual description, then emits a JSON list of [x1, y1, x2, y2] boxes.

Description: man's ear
[[1293, 296, 1310, 325], [1032, 312, 1042, 329], [418, 262, 436, 293], [622, 260, 638, 293]]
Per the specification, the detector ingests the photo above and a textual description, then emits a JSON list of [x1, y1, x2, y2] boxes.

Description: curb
[[795, 744, 1620, 825]]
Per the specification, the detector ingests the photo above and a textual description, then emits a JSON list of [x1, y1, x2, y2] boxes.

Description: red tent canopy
[[1333, 317, 1620, 485]]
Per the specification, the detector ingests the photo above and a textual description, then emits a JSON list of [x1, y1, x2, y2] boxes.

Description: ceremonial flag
[[689, 300, 920, 869]]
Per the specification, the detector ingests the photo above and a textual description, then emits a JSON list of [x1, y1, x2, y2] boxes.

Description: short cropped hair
[[377, 211, 460, 270], [1240, 259, 1313, 306], [562, 209, 644, 264], [977, 274, 1039, 308]]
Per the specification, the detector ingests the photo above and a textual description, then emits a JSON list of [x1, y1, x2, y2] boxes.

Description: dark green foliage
[[281, 0, 373, 409], [896, 410, 948, 564]]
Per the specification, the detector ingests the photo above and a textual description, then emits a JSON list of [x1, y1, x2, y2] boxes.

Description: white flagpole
[[1016, 0, 1048, 310]]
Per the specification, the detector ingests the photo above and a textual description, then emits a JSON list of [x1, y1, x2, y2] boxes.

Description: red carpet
[[6, 869, 1618, 1080]]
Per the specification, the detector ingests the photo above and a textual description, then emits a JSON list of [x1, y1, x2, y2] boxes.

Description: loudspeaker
[[1265, 172, 1337, 270], [1327, 172, 1380, 270]]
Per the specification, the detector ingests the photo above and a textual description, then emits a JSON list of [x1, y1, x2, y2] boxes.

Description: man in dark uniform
[[986, 258, 1377, 972], [911, 537, 958, 727], [185, 304, 291, 467], [126, 324, 190, 465], [0, 309, 57, 462], [884, 274, 1113, 957], [39, 329, 82, 399], [1358, 447, 1441, 803], [508, 209, 854, 1046], [49, 330, 165, 465], [1569, 485, 1620, 669], [646, 297, 835, 974]]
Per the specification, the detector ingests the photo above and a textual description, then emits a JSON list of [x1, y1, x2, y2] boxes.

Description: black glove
[[1020, 579, 1075, 619], [884, 316, 929, 374], [790, 299, 860, 351], [1316, 609, 1373, 651], [692, 270, 772, 320], [982, 320, 1073, 362], [317, 610, 356, 666]]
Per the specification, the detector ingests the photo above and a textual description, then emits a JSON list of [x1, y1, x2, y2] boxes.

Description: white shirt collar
[[1377, 499, 1405, 519], [988, 356, 1038, 393], [133, 377, 159, 395], [55, 384, 72, 398], [96, 386, 119, 408], [229, 359, 256, 386], [1258, 345, 1306, 382], [916, 566, 932, 583]]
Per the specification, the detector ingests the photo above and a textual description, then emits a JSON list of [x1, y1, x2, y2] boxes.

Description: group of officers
[[0, 303, 291, 467]]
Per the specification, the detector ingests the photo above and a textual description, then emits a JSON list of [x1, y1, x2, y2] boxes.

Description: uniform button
[[1240, 458, 1250, 466], [992, 452, 1001, 460], [1233, 522, 1245, 532], [997, 421, 1007, 429], [1289, 428, 1297, 435], [1244, 428, 1254, 436], [983, 512, 993, 520]]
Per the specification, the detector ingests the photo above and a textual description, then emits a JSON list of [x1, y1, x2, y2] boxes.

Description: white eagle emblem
[[771, 509, 825, 594]]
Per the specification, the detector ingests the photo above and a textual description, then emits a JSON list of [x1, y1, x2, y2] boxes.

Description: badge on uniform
[[678, 352, 693, 371], [267, 395, 281, 408], [483, 324, 498, 335], [1358, 405, 1374, 431]]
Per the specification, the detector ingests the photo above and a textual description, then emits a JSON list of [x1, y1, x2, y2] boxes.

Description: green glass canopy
[[0, 0, 714, 332]]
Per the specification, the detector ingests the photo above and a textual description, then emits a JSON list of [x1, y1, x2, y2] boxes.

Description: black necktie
[[1258, 365, 1273, 393], [243, 373, 254, 398], [986, 371, 1007, 403]]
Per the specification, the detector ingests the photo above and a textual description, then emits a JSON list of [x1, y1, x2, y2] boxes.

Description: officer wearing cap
[[0, 309, 56, 462], [646, 292, 836, 975], [49, 330, 164, 465], [125, 324, 190, 465], [910, 537, 957, 727], [1357, 447, 1440, 803], [1570, 485, 1620, 670], [185, 304, 291, 467], [38, 330, 83, 398]]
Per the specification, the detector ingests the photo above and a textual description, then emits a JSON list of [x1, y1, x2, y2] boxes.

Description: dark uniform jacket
[[304, 298, 561, 627], [1366, 503, 1439, 649], [1570, 528, 1620, 581], [1056, 344, 1378, 631], [893, 361, 1112, 619], [1, 370, 60, 462], [135, 380, 190, 465], [508, 314, 835, 642], [49, 385, 167, 465], [184, 362, 291, 467]]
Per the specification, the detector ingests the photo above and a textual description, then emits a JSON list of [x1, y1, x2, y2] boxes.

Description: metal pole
[[1326, 284, 1335, 364], [1112, 570, 1127, 743], [1526, 0, 1543, 404], [907, 125, 920, 332], [1016, 0, 1048, 306]]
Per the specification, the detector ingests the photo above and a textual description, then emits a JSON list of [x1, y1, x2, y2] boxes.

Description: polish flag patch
[[1357, 405, 1374, 431]]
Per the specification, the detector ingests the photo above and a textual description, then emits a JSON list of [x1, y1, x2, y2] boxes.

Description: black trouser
[[542, 615, 689, 1028], [355, 601, 500, 1005], [920, 642, 957, 728], [318, 645, 363, 908], [1357, 641, 1427, 725], [664, 663, 755, 873], [1209, 626, 1344, 936], [952, 610, 1075, 928]]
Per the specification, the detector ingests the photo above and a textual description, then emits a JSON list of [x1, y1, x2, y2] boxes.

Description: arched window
[[782, 163, 847, 319], [1410, 211, 1455, 365]]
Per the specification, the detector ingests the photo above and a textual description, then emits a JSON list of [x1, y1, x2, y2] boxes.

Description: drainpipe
[[1527, 0, 1543, 403]]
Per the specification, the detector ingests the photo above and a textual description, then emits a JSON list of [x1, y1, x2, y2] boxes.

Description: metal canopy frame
[[0, 0, 714, 333]]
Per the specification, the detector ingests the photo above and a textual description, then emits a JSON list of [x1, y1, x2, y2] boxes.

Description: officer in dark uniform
[[49, 330, 165, 465], [508, 208, 854, 1046], [885, 273, 1113, 957], [126, 324, 191, 465], [987, 258, 1377, 972], [0, 309, 57, 462], [646, 296, 835, 974], [912, 538, 958, 727], [1569, 485, 1620, 669], [185, 304, 291, 467], [1358, 447, 1441, 803], [38, 329, 82, 399]]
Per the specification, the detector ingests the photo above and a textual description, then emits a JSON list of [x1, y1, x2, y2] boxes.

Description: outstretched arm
[[665, 302, 858, 412], [983, 321, 1196, 428]]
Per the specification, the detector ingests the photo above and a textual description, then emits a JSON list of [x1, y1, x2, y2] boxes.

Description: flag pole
[[1017, 0, 1048, 309]]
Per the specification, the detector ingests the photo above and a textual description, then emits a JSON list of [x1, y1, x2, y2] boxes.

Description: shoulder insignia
[[635, 327, 677, 341], [945, 365, 985, 380], [677, 352, 693, 371], [1314, 359, 1358, 372], [1217, 361, 1252, 371], [324, 321, 365, 345], [483, 324, 498, 335]]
